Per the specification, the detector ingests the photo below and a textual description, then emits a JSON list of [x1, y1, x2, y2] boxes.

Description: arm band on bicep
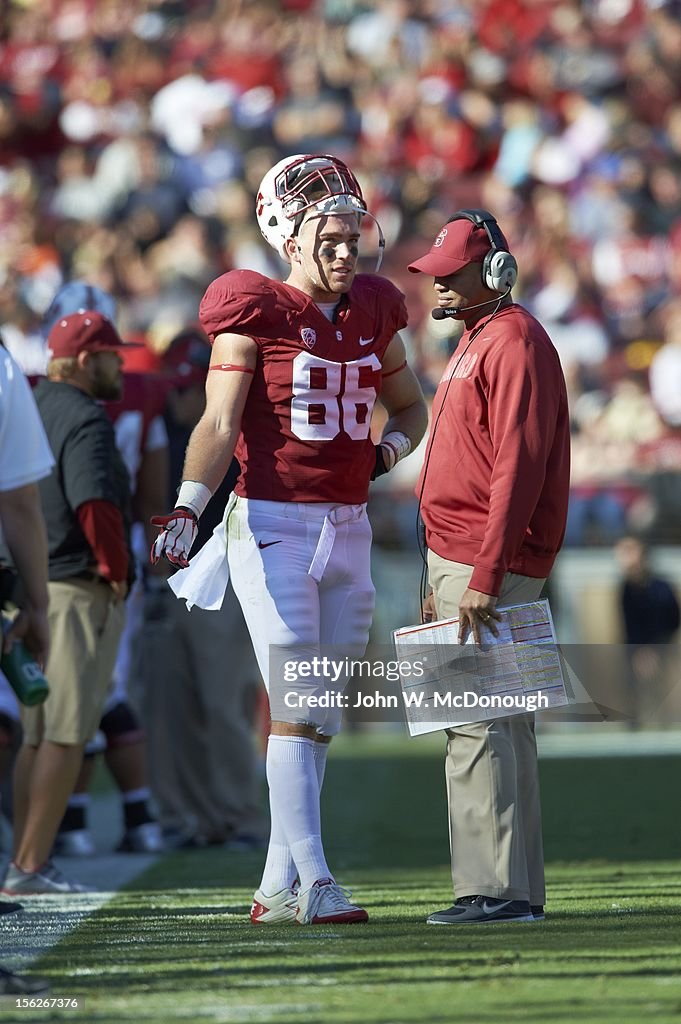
[[379, 430, 412, 471], [176, 480, 213, 518], [382, 360, 407, 379], [209, 364, 255, 374]]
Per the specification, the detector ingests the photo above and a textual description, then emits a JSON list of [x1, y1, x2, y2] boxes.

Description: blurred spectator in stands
[[272, 54, 357, 155], [50, 146, 108, 224], [113, 133, 188, 250], [346, 0, 430, 68], [565, 377, 662, 546], [645, 161, 681, 236], [615, 535, 681, 727], [649, 299, 681, 428], [492, 99, 543, 189], [525, 260, 609, 376], [592, 202, 671, 343]]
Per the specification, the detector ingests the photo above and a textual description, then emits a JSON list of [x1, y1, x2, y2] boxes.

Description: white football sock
[[259, 735, 331, 896], [261, 734, 332, 894], [259, 819, 296, 898], [259, 741, 297, 897], [312, 738, 329, 790]]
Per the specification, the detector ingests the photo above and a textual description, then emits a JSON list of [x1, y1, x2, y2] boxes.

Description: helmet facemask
[[277, 156, 366, 224], [257, 154, 365, 257], [257, 153, 385, 270]]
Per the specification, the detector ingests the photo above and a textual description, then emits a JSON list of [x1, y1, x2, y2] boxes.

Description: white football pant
[[227, 497, 375, 736]]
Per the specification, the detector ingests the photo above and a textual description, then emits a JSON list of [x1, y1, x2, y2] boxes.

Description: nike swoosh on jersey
[[359, 336, 375, 346], [257, 540, 282, 549]]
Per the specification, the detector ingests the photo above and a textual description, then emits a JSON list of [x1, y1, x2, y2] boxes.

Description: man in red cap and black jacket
[[2, 311, 137, 897]]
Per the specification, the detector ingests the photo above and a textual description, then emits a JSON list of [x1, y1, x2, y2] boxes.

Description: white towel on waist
[[167, 519, 229, 611]]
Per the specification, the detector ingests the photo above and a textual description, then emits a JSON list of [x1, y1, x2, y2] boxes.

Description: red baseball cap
[[46, 311, 142, 359], [408, 220, 501, 276]]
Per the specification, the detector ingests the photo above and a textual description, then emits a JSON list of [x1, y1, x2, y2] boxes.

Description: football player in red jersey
[[152, 154, 427, 925]]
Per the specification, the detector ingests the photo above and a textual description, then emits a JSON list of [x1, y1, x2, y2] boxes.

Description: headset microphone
[[431, 288, 511, 320]]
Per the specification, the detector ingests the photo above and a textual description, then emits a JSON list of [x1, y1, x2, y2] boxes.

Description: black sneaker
[[427, 895, 535, 924], [0, 967, 50, 995], [531, 905, 545, 920], [0, 900, 22, 916], [116, 822, 164, 853]]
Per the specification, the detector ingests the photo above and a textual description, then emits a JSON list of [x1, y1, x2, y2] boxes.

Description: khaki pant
[[22, 578, 125, 746], [428, 551, 546, 905]]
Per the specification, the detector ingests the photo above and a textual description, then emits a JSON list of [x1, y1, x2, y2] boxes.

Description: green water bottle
[[1, 616, 49, 706]]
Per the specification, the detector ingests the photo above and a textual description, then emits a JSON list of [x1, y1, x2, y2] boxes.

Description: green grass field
[[2, 734, 681, 1024]]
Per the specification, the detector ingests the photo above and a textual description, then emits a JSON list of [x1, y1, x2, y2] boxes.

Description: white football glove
[[150, 508, 198, 568]]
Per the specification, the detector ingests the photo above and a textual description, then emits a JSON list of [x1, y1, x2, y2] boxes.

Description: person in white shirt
[[0, 340, 53, 994]]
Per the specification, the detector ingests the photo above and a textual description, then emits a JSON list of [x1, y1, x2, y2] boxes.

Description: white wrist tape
[[176, 480, 212, 519], [379, 431, 412, 472]]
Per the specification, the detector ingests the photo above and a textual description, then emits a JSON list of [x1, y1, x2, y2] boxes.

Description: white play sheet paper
[[393, 599, 570, 736]]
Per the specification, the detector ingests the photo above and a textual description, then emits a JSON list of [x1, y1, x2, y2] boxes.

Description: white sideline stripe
[[2, 893, 131, 967], [1, 794, 161, 969]]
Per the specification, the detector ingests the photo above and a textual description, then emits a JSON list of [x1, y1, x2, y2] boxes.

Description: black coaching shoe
[[0, 967, 50, 995], [426, 895, 535, 925]]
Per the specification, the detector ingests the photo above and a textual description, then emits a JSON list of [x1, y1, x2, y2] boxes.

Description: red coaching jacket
[[418, 303, 570, 596]]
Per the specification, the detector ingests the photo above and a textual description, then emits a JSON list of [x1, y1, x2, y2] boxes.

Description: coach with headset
[[408, 210, 571, 925]]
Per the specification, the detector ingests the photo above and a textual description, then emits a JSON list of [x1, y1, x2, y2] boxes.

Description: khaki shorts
[[22, 578, 125, 746]]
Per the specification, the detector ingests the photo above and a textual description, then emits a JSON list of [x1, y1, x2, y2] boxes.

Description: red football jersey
[[200, 270, 408, 503], [105, 373, 169, 496]]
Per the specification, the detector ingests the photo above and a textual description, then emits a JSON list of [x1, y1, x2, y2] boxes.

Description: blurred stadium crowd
[[2, 0, 681, 553]]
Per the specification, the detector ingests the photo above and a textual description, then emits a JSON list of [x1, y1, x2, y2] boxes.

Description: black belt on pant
[[72, 571, 109, 585]]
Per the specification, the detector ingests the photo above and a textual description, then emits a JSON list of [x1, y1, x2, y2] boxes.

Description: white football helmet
[[256, 153, 368, 260], [42, 280, 117, 339]]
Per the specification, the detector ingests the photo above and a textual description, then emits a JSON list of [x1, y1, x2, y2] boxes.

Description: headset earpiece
[[447, 209, 518, 294], [484, 248, 517, 293]]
